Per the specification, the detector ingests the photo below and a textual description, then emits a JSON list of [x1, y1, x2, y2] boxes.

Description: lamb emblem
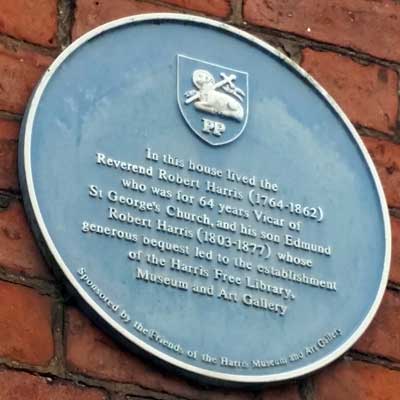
[[177, 54, 249, 146], [184, 69, 245, 122]]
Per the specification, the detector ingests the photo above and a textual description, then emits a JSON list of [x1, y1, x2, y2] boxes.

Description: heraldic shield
[[177, 55, 249, 146]]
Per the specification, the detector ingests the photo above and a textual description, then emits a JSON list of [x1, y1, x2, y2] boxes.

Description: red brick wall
[[0, 1, 399, 399]]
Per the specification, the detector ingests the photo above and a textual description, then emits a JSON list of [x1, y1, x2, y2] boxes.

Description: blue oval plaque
[[20, 14, 391, 385]]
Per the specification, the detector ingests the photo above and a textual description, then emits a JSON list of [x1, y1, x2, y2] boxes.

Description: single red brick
[[66, 308, 253, 400], [390, 217, 400, 284], [0, 281, 54, 365], [161, 0, 230, 17], [301, 49, 398, 135], [259, 384, 300, 400], [362, 137, 400, 209], [314, 359, 400, 400], [73, 0, 172, 39], [0, 43, 53, 114], [0, 370, 107, 400], [244, 0, 400, 63], [353, 290, 400, 361], [0, 119, 19, 191], [0, 0, 58, 47], [0, 199, 52, 279]]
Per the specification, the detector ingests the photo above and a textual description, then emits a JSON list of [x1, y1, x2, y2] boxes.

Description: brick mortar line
[[299, 378, 314, 400], [108, 387, 189, 400], [249, 31, 302, 63], [130, 0, 176, 10], [0, 358, 49, 373], [0, 110, 23, 121], [121, 395, 185, 400], [0, 190, 21, 203], [347, 350, 400, 372], [236, 22, 400, 72], [119, 395, 157, 400], [229, 0, 243, 24], [356, 126, 400, 143], [387, 282, 400, 292], [0, 186, 21, 197], [0, 32, 59, 58], [356, 127, 400, 146], [132, 0, 224, 20], [390, 208, 400, 219], [0, 364, 113, 397], [57, 0, 76, 50], [52, 301, 67, 374], [58, 370, 202, 400], [0, 266, 60, 296], [105, 392, 113, 400], [0, 188, 21, 197]]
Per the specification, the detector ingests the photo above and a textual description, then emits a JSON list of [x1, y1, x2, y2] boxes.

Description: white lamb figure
[[190, 70, 244, 122]]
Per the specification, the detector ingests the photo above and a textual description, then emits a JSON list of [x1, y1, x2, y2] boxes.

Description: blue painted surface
[[23, 19, 387, 380]]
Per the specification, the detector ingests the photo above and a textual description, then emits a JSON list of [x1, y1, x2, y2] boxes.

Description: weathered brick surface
[[313, 359, 400, 400], [259, 384, 301, 400], [73, 0, 171, 39], [66, 308, 253, 400], [353, 290, 400, 361], [0, 369, 107, 400], [301, 49, 398, 135], [160, 0, 230, 17], [0, 119, 19, 191], [0, 43, 52, 114], [390, 217, 400, 284], [244, 0, 400, 63], [0, 200, 51, 279], [0, 281, 54, 365], [363, 137, 400, 209], [0, 0, 58, 47]]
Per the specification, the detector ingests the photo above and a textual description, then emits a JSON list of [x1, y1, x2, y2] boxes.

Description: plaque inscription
[[78, 147, 341, 370]]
